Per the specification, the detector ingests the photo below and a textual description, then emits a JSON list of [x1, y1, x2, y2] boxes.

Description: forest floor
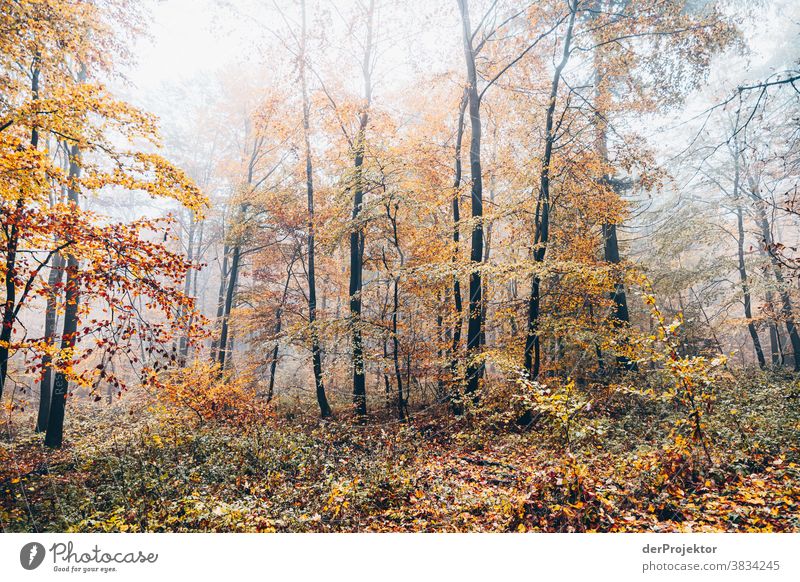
[[2, 370, 800, 533]]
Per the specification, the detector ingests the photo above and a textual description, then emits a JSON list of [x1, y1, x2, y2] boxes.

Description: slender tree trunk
[[436, 293, 446, 399], [481, 154, 496, 351], [593, 23, 636, 372], [457, 0, 485, 400], [36, 252, 64, 432], [382, 331, 392, 407], [0, 212, 23, 403], [768, 312, 783, 366], [449, 88, 468, 409], [300, 0, 331, 418], [192, 219, 204, 300], [267, 254, 296, 403], [210, 244, 230, 363], [749, 182, 800, 371], [218, 115, 258, 371], [386, 203, 406, 420], [217, 243, 240, 370], [392, 274, 405, 420], [350, 0, 375, 417], [734, 201, 767, 369], [0, 62, 39, 402], [754, 234, 784, 366], [524, 1, 577, 380], [178, 211, 196, 363], [45, 140, 81, 450]]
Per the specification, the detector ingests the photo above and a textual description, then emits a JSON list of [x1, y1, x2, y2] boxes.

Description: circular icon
[[20, 542, 46, 570]]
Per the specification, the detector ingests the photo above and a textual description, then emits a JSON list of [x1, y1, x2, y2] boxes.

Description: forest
[[1, 0, 799, 533]]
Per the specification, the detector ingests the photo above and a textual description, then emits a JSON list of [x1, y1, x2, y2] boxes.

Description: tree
[[456, 0, 486, 400], [0, 0, 206, 445], [299, 0, 331, 418], [348, 0, 376, 417], [523, 0, 578, 380]]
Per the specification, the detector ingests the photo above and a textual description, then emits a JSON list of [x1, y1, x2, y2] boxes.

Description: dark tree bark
[[592, 19, 636, 372], [300, 0, 331, 418], [457, 0, 485, 400], [0, 205, 21, 401], [217, 243, 241, 370], [385, 202, 407, 421], [449, 88, 468, 408], [382, 329, 392, 407], [391, 272, 405, 420], [736, 204, 766, 368], [36, 251, 64, 432], [218, 134, 258, 370], [524, 1, 577, 380], [45, 141, 81, 450], [209, 243, 230, 363], [349, 0, 375, 417], [731, 144, 766, 368], [766, 289, 784, 367]]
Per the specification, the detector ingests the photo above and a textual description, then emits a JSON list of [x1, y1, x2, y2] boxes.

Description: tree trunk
[[267, 254, 296, 403], [0, 208, 22, 403], [449, 88, 468, 410], [457, 0, 485, 400], [765, 286, 784, 367], [178, 211, 196, 363], [217, 243, 240, 370], [382, 332, 392, 407], [210, 244, 230, 363], [0, 62, 39, 402], [733, 162, 766, 367], [45, 141, 81, 450], [386, 203, 407, 421], [593, 23, 636, 372], [524, 1, 577, 380], [36, 252, 64, 432], [749, 181, 800, 371], [392, 275, 405, 420], [301, 0, 331, 418], [350, 0, 375, 417]]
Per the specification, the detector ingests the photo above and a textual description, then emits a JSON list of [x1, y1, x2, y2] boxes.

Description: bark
[[386, 203, 407, 421], [449, 88, 468, 407], [350, 0, 375, 417], [457, 0, 485, 399], [45, 141, 81, 449], [382, 331, 392, 407], [178, 211, 196, 363], [732, 147, 766, 368], [524, 1, 577, 380], [218, 136, 256, 370], [593, 25, 636, 372], [736, 204, 766, 368], [392, 274, 405, 420], [36, 252, 64, 432], [267, 254, 296, 403], [0, 210, 22, 402], [301, 0, 331, 418], [766, 289, 784, 366], [217, 243, 240, 370], [209, 244, 230, 363], [436, 297, 445, 399], [749, 185, 800, 371]]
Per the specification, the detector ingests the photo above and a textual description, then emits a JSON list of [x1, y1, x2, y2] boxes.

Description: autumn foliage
[[2, 0, 800, 533]]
